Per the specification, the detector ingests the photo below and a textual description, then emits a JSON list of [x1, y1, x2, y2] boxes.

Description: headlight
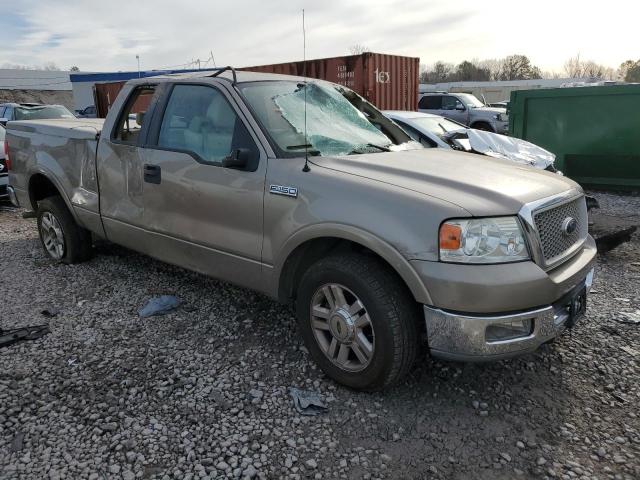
[[439, 217, 529, 264], [495, 113, 508, 122]]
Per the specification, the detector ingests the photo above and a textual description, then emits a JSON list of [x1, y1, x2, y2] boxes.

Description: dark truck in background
[[5, 69, 596, 390]]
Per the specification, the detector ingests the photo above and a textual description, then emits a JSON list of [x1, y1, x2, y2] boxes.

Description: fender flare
[[274, 223, 433, 305], [27, 166, 78, 222]]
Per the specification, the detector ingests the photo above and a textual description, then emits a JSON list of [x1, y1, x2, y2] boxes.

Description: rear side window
[[157, 84, 259, 170], [0, 107, 5, 118], [3, 107, 13, 120], [113, 85, 156, 145], [419, 95, 442, 110]]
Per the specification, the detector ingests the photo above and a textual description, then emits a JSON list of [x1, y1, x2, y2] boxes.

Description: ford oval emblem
[[562, 217, 578, 236]]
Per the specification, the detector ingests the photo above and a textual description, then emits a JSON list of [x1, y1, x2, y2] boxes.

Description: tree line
[[419, 54, 640, 83]]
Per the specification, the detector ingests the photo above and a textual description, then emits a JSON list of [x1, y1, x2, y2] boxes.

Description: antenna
[[302, 9, 310, 172]]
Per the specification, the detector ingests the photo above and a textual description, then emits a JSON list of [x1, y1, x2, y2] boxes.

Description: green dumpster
[[508, 84, 640, 189]]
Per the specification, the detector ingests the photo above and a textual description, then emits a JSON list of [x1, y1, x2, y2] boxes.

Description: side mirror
[[455, 105, 466, 111], [222, 148, 250, 169]]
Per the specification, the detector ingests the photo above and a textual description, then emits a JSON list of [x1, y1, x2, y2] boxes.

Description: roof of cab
[[125, 69, 326, 86], [383, 110, 440, 119]]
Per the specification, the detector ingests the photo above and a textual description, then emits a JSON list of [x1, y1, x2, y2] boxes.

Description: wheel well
[[278, 237, 413, 305], [28, 174, 60, 210], [470, 121, 494, 131]]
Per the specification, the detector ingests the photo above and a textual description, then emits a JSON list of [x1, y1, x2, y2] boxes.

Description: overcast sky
[[1, 0, 637, 74]]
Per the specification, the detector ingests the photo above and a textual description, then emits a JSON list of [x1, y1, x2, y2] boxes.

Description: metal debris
[[289, 387, 328, 416], [137, 296, 181, 318]]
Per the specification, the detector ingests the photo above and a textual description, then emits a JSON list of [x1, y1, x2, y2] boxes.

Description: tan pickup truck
[[5, 69, 596, 391]]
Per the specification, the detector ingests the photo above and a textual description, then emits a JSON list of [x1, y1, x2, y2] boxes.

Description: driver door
[[441, 95, 468, 124], [140, 83, 266, 291]]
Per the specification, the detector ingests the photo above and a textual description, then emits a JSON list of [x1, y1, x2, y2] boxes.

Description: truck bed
[[7, 118, 106, 234]]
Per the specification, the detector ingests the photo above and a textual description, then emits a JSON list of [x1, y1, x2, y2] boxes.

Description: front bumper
[[6, 185, 19, 206], [424, 269, 594, 361]]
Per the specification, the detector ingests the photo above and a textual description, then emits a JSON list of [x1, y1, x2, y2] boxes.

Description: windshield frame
[[236, 80, 416, 158]]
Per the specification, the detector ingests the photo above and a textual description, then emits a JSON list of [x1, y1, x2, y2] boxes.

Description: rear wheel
[[296, 253, 419, 391], [37, 196, 93, 264]]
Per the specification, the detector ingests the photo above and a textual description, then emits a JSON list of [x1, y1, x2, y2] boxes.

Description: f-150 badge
[[270, 185, 298, 198]]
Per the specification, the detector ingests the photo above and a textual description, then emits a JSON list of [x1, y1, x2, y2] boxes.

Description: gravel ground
[[0, 192, 638, 480]]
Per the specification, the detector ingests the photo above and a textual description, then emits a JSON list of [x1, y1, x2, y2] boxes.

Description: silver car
[[417, 92, 509, 133]]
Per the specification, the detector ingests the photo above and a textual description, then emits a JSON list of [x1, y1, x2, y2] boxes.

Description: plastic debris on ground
[[138, 295, 181, 318], [0, 324, 51, 348], [289, 387, 328, 416], [615, 310, 640, 325]]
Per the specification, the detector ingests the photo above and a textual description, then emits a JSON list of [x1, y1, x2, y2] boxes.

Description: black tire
[[295, 253, 420, 391], [472, 122, 494, 132], [37, 196, 93, 264]]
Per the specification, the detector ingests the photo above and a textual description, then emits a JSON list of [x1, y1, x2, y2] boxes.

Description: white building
[[419, 78, 602, 103]]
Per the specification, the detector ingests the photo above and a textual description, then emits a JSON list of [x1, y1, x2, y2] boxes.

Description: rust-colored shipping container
[[241, 52, 419, 111], [92, 52, 419, 117], [94, 81, 126, 118]]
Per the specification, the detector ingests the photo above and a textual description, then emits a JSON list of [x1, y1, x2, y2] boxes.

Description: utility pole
[[136, 55, 140, 78]]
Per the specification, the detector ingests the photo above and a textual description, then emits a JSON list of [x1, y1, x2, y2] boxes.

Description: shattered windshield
[[239, 81, 409, 157]]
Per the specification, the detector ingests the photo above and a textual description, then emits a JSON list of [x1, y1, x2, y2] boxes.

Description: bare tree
[[477, 58, 503, 81], [564, 54, 610, 79], [70, 66, 80, 72], [348, 44, 370, 55], [421, 61, 455, 83]]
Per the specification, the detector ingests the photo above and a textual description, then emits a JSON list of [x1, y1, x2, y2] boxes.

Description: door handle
[[143, 164, 161, 184]]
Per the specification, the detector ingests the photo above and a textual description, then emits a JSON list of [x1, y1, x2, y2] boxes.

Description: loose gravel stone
[[0, 192, 639, 480]]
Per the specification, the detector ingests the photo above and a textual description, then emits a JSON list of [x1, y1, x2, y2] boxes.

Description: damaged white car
[[383, 110, 558, 172]]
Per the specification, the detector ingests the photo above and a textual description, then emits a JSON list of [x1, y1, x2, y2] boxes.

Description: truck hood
[[472, 106, 506, 115], [312, 148, 579, 216]]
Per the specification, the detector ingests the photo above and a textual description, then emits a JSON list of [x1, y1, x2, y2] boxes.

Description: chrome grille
[[533, 196, 588, 267]]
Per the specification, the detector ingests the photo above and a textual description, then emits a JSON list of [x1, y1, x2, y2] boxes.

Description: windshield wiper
[[349, 143, 391, 154], [285, 144, 320, 155]]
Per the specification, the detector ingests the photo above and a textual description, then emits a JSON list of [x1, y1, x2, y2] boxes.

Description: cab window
[[157, 84, 259, 170], [113, 85, 156, 145], [418, 95, 441, 110]]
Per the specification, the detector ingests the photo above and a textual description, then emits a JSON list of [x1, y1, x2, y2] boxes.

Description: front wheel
[[296, 254, 420, 391], [37, 196, 93, 264]]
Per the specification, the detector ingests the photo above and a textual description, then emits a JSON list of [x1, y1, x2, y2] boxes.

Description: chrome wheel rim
[[310, 283, 375, 372], [40, 212, 65, 260]]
